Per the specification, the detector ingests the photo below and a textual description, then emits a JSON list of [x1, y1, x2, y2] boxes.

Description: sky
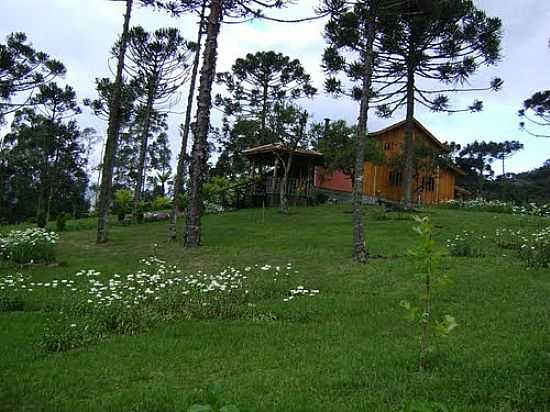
[[2, 0, 549, 175]]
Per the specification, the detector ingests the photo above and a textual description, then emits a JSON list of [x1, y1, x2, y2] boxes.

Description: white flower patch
[[283, 286, 320, 302]]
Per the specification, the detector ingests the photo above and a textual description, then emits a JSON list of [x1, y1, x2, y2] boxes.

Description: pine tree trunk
[[184, 0, 223, 248], [169, 1, 205, 241], [401, 64, 415, 210], [133, 85, 156, 222], [352, 14, 376, 263], [96, 0, 133, 243]]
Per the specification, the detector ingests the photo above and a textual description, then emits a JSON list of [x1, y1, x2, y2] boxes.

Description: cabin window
[[389, 170, 401, 187], [422, 176, 435, 192], [384, 142, 395, 151]]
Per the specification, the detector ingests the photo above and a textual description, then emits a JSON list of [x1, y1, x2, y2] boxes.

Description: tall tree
[[321, 0, 397, 262], [0, 32, 66, 125], [121, 26, 193, 220], [25, 83, 81, 223], [374, 0, 503, 209], [216, 50, 317, 144], [170, 0, 206, 241], [96, 0, 134, 243], [1, 109, 88, 225], [156, 0, 297, 248]]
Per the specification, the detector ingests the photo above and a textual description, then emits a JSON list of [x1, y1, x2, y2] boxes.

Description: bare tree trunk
[[133, 85, 156, 222], [96, 0, 133, 243], [279, 153, 294, 214], [184, 0, 223, 248], [169, 1, 205, 241], [401, 63, 415, 210], [352, 14, 376, 263]]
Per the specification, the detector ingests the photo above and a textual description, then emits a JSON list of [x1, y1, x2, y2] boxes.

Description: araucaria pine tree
[[155, 0, 298, 248], [96, 0, 134, 243], [216, 50, 317, 145], [121, 26, 193, 220], [321, 0, 402, 262], [374, 0, 503, 208]]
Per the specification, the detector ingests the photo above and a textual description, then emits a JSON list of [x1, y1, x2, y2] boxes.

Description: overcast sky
[[2, 0, 549, 174]]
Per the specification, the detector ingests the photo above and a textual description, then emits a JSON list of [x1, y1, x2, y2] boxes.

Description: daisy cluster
[[0, 228, 59, 264]]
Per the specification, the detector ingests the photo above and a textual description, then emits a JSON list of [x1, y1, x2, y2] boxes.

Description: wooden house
[[315, 118, 465, 204]]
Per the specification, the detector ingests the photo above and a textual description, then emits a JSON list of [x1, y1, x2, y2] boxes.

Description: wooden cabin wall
[[315, 124, 458, 204]]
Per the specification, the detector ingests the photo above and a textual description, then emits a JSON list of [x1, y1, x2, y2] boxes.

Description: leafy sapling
[[401, 216, 458, 371]]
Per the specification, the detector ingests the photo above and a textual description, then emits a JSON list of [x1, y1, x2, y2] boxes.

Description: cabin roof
[[242, 143, 323, 158], [370, 118, 446, 150]]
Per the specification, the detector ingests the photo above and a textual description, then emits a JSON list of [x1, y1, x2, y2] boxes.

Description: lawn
[[0, 205, 549, 412]]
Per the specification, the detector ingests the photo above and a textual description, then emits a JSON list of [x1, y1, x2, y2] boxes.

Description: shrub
[[36, 211, 47, 228], [518, 226, 550, 268], [56, 213, 71, 232], [0, 228, 58, 264], [151, 196, 172, 211], [113, 189, 133, 222], [445, 230, 485, 257], [312, 190, 328, 205]]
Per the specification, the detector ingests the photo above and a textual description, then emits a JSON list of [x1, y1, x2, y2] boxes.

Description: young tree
[[122, 26, 194, 220], [374, 0, 503, 209], [216, 50, 317, 143], [0, 32, 66, 124], [318, 120, 384, 183], [96, 0, 134, 243], [268, 102, 310, 214], [148, 131, 173, 197]]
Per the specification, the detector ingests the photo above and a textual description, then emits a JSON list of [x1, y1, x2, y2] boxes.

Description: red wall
[[315, 167, 353, 192]]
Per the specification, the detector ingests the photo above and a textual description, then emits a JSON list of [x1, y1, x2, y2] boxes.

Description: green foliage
[[113, 189, 133, 222], [0, 228, 58, 264], [0, 32, 66, 125], [317, 119, 384, 179], [312, 190, 329, 205], [445, 230, 485, 257], [404, 216, 457, 370], [55, 213, 71, 232], [151, 196, 172, 211]]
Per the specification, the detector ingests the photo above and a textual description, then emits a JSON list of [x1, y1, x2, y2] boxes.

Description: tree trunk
[[96, 0, 133, 243], [352, 13, 376, 263], [169, 1, 206, 241], [401, 63, 415, 210], [279, 153, 293, 214], [184, 0, 223, 248], [133, 84, 156, 222]]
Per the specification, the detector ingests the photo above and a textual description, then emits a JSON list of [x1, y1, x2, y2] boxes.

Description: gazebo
[[241, 143, 324, 206]]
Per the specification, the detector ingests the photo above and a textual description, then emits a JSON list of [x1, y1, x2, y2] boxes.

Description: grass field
[[0, 205, 549, 411]]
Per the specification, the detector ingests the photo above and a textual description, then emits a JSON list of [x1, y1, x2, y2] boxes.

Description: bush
[[36, 212, 47, 228], [0, 228, 58, 264], [312, 190, 329, 205], [445, 230, 485, 257], [151, 196, 172, 211], [113, 189, 133, 223], [518, 226, 550, 268], [56, 213, 71, 232]]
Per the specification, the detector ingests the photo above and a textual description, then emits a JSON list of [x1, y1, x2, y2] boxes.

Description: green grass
[[1, 205, 549, 411]]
